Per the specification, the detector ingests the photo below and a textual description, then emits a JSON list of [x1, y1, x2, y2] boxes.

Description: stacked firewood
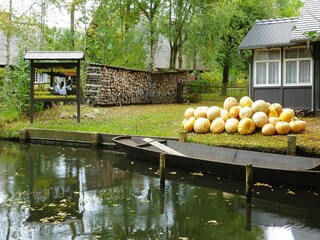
[[86, 64, 188, 106]]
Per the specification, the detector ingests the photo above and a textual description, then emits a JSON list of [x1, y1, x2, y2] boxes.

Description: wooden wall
[[86, 64, 188, 106]]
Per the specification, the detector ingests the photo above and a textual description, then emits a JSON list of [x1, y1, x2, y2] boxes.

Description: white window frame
[[283, 46, 313, 86], [253, 49, 281, 87]]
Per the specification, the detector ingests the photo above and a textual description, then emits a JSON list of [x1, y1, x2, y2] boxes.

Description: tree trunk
[[71, 0, 76, 50], [221, 63, 230, 96], [4, 0, 12, 93]]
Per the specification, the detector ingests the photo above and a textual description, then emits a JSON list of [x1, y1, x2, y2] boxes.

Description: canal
[[0, 141, 319, 239]]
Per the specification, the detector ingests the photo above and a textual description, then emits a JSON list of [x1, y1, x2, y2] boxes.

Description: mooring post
[[19, 129, 28, 143], [160, 153, 166, 187], [91, 132, 100, 148], [179, 131, 188, 143], [287, 134, 296, 156], [246, 164, 253, 200]]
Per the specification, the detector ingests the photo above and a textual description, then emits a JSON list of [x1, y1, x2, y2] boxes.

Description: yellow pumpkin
[[210, 117, 225, 134], [229, 106, 241, 118], [239, 96, 253, 108], [271, 103, 283, 116], [268, 117, 280, 126], [206, 106, 221, 122], [262, 123, 276, 136], [252, 112, 268, 128], [279, 109, 294, 123], [289, 121, 301, 133], [184, 117, 196, 132], [267, 107, 278, 118], [184, 107, 195, 120], [238, 118, 256, 135], [194, 117, 210, 134], [220, 109, 230, 122], [239, 106, 253, 119], [194, 106, 208, 118], [251, 100, 270, 114], [295, 120, 307, 131], [223, 97, 238, 111], [225, 118, 239, 133], [181, 119, 187, 128], [275, 121, 290, 135]]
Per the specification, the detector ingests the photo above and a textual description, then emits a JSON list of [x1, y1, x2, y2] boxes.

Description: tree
[[160, 0, 193, 69], [134, 0, 162, 72]]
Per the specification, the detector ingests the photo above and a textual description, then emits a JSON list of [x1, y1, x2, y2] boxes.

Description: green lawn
[[1, 103, 320, 157]]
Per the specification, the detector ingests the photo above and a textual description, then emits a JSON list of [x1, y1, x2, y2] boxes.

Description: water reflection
[[0, 141, 319, 239]]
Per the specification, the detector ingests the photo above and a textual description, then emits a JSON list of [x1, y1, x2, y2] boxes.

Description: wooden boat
[[112, 135, 320, 188]]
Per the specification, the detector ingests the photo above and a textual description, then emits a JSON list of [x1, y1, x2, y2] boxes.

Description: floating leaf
[[207, 220, 221, 226]]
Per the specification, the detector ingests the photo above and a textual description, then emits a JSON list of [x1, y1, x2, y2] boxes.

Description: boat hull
[[113, 136, 320, 188]]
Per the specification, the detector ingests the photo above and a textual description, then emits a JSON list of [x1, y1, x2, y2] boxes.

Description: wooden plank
[[143, 138, 185, 156]]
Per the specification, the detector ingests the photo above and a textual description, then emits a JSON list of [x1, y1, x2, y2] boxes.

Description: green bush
[[0, 68, 5, 87], [200, 71, 221, 84]]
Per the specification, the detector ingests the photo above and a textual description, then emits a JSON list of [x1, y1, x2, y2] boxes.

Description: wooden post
[[19, 129, 28, 143], [160, 153, 166, 187], [246, 164, 252, 200], [287, 134, 296, 156], [179, 131, 187, 142], [91, 132, 99, 148], [245, 199, 252, 231]]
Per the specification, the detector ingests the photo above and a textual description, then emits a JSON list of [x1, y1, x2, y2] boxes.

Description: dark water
[[0, 141, 320, 240]]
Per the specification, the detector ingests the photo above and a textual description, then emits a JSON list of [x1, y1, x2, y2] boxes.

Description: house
[[238, 0, 320, 116]]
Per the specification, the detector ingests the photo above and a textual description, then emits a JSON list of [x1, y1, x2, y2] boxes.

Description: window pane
[[269, 50, 280, 60], [269, 62, 279, 84], [299, 48, 311, 58], [255, 51, 268, 61], [285, 48, 298, 59], [286, 61, 297, 83], [299, 60, 311, 83], [256, 63, 267, 84]]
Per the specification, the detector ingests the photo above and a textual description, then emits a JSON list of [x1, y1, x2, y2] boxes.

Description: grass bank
[[1, 103, 320, 157]]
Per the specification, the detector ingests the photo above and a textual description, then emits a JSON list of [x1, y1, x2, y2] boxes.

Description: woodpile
[[86, 64, 188, 106]]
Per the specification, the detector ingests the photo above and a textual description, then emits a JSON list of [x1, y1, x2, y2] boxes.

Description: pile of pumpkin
[[182, 96, 307, 136]]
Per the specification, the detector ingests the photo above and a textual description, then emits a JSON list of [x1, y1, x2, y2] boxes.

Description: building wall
[[85, 64, 188, 106], [313, 42, 320, 116], [251, 47, 314, 111]]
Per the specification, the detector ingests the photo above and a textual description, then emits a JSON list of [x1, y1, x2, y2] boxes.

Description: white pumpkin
[[225, 118, 239, 133], [295, 120, 307, 131], [289, 121, 301, 133], [238, 118, 256, 135], [239, 96, 253, 108], [267, 107, 278, 118], [194, 106, 208, 118], [194, 117, 210, 134], [252, 111, 268, 128], [271, 103, 283, 116], [251, 100, 270, 114], [184, 107, 195, 120], [181, 119, 187, 128], [239, 106, 253, 119], [275, 121, 290, 135], [229, 106, 241, 118], [223, 97, 238, 111], [279, 108, 294, 123], [262, 123, 276, 136], [207, 106, 221, 122], [210, 117, 225, 134], [220, 109, 230, 122], [183, 117, 196, 132], [268, 117, 280, 126]]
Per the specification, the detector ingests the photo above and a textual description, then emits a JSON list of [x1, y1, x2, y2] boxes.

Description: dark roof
[[238, 18, 298, 50], [24, 51, 84, 60], [292, 0, 320, 42]]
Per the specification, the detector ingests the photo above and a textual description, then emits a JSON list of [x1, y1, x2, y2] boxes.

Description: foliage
[[0, 68, 5, 88]]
